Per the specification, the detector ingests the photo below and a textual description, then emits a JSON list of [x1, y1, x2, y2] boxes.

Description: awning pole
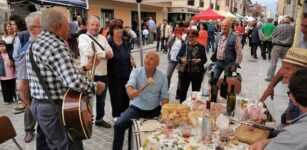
[[137, 2, 144, 67]]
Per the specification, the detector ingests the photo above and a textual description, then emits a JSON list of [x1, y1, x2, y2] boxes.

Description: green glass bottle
[[220, 75, 228, 99], [226, 85, 236, 115], [210, 72, 218, 103]]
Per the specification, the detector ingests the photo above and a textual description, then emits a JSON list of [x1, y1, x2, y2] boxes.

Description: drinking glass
[[181, 125, 192, 140], [191, 91, 198, 101], [165, 121, 174, 139], [219, 127, 233, 143]]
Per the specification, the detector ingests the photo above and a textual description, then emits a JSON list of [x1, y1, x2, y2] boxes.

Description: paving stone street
[[0, 42, 289, 150]]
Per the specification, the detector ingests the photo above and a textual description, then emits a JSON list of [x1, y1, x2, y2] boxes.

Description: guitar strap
[[29, 43, 56, 107], [86, 34, 105, 51]]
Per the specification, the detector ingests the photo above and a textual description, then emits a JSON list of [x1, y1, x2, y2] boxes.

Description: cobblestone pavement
[[0, 43, 288, 150]]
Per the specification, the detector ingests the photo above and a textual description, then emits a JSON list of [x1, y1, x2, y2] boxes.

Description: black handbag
[[176, 43, 188, 73]]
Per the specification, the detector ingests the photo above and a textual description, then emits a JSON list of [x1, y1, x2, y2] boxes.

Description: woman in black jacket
[[176, 29, 207, 103], [107, 19, 135, 121]]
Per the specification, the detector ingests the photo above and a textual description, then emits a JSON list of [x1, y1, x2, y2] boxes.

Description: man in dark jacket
[[212, 18, 243, 80]]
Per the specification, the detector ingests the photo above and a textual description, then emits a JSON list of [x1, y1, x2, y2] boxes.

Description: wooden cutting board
[[234, 124, 269, 145]]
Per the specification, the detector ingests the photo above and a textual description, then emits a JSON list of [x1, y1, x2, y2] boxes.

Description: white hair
[[284, 16, 291, 23], [41, 9, 66, 31], [25, 11, 42, 27], [86, 16, 100, 25]]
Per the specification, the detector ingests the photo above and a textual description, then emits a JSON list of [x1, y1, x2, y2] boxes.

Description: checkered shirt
[[26, 31, 96, 100]]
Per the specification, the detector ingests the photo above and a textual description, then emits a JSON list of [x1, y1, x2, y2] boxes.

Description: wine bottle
[[220, 75, 228, 99], [226, 85, 236, 115], [210, 72, 218, 103], [202, 111, 212, 144], [206, 98, 211, 110]]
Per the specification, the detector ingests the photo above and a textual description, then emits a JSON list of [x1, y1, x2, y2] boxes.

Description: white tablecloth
[[140, 127, 249, 150]]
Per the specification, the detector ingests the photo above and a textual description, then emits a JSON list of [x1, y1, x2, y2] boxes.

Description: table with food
[[131, 93, 275, 150]]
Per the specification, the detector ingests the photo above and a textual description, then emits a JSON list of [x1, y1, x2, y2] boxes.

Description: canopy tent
[[8, 0, 87, 9], [217, 10, 237, 19], [192, 8, 225, 20], [36, 0, 87, 9], [234, 13, 244, 19]]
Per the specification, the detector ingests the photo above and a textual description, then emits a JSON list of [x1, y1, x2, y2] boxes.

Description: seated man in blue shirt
[[249, 68, 307, 150], [112, 51, 169, 150]]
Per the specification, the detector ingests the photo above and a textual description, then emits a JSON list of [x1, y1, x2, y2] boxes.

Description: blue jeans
[[31, 99, 83, 150], [208, 34, 215, 52], [213, 60, 233, 79], [112, 105, 161, 150], [94, 75, 108, 121]]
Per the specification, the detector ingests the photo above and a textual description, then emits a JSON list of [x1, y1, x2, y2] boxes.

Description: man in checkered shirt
[[26, 9, 105, 150]]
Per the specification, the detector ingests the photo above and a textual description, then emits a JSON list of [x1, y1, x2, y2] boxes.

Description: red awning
[[192, 8, 225, 20]]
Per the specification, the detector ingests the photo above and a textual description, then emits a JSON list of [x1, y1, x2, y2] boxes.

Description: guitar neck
[[90, 53, 97, 80], [90, 41, 97, 81]]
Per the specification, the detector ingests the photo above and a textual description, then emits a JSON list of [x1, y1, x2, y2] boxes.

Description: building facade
[[0, 0, 9, 34], [244, 0, 253, 16], [88, 0, 169, 28], [167, 0, 245, 25], [277, 0, 285, 16], [168, 0, 205, 24], [284, 0, 299, 17], [203, 0, 246, 15]]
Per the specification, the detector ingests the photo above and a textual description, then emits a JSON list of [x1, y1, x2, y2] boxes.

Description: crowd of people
[[0, 7, 307, 150]]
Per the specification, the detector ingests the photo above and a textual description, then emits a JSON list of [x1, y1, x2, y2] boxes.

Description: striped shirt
[[216, 33, 243, 65], [271, 23, 295, 47], [26, 31, 96, 100]]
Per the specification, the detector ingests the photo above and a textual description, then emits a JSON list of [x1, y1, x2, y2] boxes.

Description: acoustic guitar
[[62, 42, 97, 141]]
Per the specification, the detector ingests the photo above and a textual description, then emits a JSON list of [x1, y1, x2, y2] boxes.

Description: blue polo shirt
[[126, 67, 169, 110]]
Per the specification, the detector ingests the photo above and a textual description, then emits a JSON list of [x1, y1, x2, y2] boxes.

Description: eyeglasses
[[188, 35, 196, 38], [28, 26, 41, 29], [287, 91, 291, 97]]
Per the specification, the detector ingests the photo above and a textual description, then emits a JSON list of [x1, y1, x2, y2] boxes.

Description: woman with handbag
[[176, 29, 207, 103]]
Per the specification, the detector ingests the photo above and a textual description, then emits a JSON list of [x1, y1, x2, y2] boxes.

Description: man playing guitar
[[27, 9, 105, 150]]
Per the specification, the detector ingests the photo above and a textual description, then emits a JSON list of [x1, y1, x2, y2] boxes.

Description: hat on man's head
[[0, 40, 6, 45], [283, 48, 307, 67]]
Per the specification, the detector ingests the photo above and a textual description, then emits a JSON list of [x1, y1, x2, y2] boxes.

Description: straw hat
[[283, 48, 307, 67]]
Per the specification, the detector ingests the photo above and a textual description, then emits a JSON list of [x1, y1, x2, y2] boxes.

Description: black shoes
[[13, 104, 26, 114], [265, 78, 272, 82], [95, 120, 111, 128], [24, 132, 34, 143]]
